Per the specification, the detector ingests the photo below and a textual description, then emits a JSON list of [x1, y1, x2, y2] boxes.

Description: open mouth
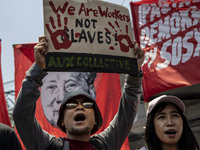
[[74, 114, 86, 122], [164, 129, 177, 135]]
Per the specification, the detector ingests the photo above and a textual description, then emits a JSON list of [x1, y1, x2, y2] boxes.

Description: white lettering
[[157, 16, 170, 42], [170, 12, 180, 35], [140, 1, 200, 70], [150, 4, 161, 22], [194, 28, 200, 57], [191, 6, 200, 26], [182, 31, 193, 63], [149, 22, 158, 45], [148, 47, 157, 68], [171, 37, 182, 66], [157, 39, 172, 70], [140, 26, 150, 48], [180, 10, 192, 31], [139, 5, 151, 27], [160, 4, 171, 14]]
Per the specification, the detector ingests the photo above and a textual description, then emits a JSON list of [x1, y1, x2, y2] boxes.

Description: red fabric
[[0, 40, 11, 127], [14, 43, 130, 150], [130, 0, 200, 102]]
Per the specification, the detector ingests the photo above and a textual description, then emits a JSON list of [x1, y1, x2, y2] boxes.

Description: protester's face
[[63, 96, 96, 137], [41, 72, 90, 126], [153, 103, 183, 147]]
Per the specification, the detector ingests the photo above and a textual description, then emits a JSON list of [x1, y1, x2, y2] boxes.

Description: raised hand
[[34, 36, 48, 70], [133, 41, 145, 71]]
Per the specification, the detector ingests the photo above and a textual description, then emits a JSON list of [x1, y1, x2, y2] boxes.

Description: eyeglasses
[[65, 102, 94, 109]]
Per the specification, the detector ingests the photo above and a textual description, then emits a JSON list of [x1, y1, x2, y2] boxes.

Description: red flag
[[14, 43, 130, 150], [130, 0, 200, 102], [0, 40, 11, 126]]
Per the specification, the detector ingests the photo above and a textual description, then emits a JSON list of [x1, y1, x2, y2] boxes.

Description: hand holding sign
[[133, 41, 145, 71], [34, 36, 48, 70]]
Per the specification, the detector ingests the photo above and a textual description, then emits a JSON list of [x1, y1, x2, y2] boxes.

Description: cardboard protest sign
[[43, 0, 138, 74]]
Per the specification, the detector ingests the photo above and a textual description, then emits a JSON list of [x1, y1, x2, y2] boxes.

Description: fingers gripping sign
[[34, 36, 48, 70]]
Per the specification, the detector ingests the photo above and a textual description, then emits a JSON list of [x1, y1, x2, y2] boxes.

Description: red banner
[[130, 0, 200, 102], [0, 40, 11, 127], [14, 43, 130, 149]]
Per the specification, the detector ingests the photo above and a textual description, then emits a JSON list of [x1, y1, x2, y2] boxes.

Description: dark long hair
[[145, 102, 199, 150]]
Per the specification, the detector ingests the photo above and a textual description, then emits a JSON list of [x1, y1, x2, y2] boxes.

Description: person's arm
[[13, 62, 53, 150], [0, 123, 22, 150], [91, 75, 143, 150], [13, 36, 57, 150], [91, 41, 144, 150]]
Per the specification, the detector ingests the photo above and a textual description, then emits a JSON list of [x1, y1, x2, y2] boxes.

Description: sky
[[0, 0, 136, 105]]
